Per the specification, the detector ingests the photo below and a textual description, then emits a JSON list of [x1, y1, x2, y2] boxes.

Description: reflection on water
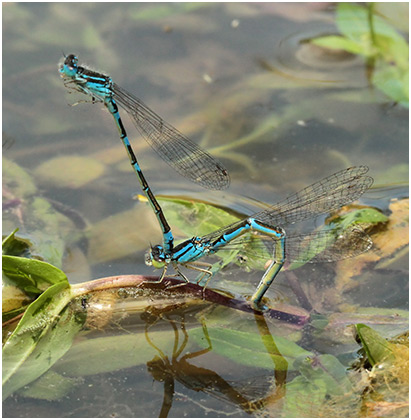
[[59, 286, 292, 417]]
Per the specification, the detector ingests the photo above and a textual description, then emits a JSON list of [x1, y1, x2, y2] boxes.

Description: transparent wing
[[113, 83, 230, 190], [200, 166, 373, 244], [257, 166, 373, 227], [208, 226, 372, 266]]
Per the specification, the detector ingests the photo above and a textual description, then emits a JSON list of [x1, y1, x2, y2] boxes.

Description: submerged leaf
[[34, 155, 105, 189], [3, 158, 37, 197], [282, 354, 356, 417], [53, 330, 177, 377], [17, 370, 83, 401], [87, 205, 160, 264], [3, 158, 80, 268], [190, 326, 312, 370]]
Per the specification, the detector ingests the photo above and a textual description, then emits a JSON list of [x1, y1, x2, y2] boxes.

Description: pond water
[[3, 2, 409, 418]]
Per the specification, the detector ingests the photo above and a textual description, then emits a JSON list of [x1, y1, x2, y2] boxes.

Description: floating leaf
[[157, 195, 240, 238], [312, 35, 366, 55]]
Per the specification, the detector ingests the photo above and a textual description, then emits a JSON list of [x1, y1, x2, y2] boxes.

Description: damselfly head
[[59, 54, 79, 77], [145, 245, 166, 269]]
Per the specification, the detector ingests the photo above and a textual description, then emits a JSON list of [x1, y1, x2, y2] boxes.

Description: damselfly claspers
[[59, 54, 229, 254], [145, 166, 373, 308]]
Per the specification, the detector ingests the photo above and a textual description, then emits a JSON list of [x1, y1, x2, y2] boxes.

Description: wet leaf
[[336, 3, 407, 57], [312, 35, 365, 55], [34, 155, 105, 189], [2, 284, 32, 320], [355, 323, 395, 366], [2, 255, 68, 295], [373, 198, 409, 262], [190, 327, 312, 370], [157, 195, 240, 238], [355, 326, 408, 417], [2, 229, 32, 258], [2, 281, 82, 399]]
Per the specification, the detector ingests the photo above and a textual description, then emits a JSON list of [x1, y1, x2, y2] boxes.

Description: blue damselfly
[[146, 166, 373, 308], [59, 54, 229, 253]]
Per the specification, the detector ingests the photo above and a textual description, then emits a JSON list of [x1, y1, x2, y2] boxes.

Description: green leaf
[[190, 327, 312, 370], [355, 323, 395, 366], [335, 3, 404, 51], [157, 196, 240, 238], [332, 207, 388, 230], [2, 282, 81, 399], [311, 3, 409, 107], [2, 255, 68, 294], [2, 229, 33, 259], [312, 35, 366, 55], [373, 61, 409, 106]]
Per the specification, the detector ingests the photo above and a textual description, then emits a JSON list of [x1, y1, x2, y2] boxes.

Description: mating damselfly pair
[[59, 54, 373, 309]]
